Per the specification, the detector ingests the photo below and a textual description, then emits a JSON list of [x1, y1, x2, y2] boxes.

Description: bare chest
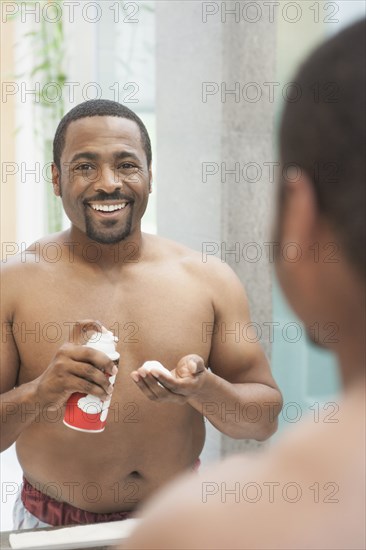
[[13, 268, 214, 382]]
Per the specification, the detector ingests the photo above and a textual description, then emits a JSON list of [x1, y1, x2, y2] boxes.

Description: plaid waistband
[[21, 458, 200, 526], [21, 477, 133, 526]]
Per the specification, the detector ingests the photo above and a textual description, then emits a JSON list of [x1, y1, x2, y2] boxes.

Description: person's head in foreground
[[124, 19, 366, 550]]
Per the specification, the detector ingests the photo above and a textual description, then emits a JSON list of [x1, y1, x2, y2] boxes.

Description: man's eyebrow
[[70, 152, 99, 163], [69, 151, 141, 163], [113, 151, 140, 162]]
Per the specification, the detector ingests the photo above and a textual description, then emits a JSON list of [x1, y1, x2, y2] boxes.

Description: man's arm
[[187, 374, 281, 440], [0, 348, 40, 452], [0, 265, 38, 451], [0, 265, 117, 452], [187, 259, 282, 439]]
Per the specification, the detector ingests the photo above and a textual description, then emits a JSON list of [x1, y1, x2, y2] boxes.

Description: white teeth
[[90, 203, 128, 212]]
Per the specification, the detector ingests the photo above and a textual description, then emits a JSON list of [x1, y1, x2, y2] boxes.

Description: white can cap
[[83, 327, 119, 360]]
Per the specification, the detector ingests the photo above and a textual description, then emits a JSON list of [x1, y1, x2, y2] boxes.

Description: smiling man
[[0, 100, 282, 529]]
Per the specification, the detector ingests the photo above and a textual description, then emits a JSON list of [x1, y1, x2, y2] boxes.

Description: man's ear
[[281, 170, 318, 257], [51, 163, 62, 197]]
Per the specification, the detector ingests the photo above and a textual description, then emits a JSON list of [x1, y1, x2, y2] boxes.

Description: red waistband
[[22, 459, 200, 526], [21, 477, 133, 526]]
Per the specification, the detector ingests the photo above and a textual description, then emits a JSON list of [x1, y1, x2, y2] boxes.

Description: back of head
[[280, 19, 366, 280]]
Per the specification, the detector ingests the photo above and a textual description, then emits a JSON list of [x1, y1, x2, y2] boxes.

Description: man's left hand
[[130, 355, 207, 403]]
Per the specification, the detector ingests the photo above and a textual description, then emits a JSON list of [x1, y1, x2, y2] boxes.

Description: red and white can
[[63, 329, 119, 433]]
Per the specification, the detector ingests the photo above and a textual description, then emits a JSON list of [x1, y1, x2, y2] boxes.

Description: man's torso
[[7, 234, 214, 512]]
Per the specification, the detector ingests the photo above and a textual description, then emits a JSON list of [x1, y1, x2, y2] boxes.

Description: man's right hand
[[33, 320, 117, 411]]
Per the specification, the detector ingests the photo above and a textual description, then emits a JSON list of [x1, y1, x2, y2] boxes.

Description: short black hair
[[279, 19, 366, 277], [53, 99, 152, 170]]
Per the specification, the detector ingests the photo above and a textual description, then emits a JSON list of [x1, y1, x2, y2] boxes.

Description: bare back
[[126, 381, 366, 549]]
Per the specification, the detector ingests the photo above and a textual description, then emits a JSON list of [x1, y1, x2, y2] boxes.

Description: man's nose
[[93, 168, 123, 193]]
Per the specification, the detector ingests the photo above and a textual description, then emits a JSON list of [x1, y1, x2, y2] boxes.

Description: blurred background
[[1, 0, 365, 531]]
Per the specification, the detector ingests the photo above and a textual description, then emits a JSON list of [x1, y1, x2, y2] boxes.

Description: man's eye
[[76, 164, 93, 171], [118, 163, 136, 170]]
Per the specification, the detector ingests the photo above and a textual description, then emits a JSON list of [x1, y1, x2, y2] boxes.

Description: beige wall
[[1, 19, 17, 258]]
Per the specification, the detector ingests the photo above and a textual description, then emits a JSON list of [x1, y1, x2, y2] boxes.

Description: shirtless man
[[125, 19, 366, 550], [0, 99, 282, 528]]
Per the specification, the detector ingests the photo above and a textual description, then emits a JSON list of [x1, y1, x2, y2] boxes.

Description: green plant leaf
[[30, 61, 51, 77]]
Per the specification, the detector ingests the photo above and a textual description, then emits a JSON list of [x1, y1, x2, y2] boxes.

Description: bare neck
[[64, 225, 145, 268]]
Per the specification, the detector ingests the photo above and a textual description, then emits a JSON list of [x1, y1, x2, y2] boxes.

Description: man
[[125, 19, 366, 550], [0, 100, 282, 528]]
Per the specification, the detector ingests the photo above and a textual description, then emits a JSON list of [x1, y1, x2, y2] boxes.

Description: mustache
[[83, 192, 134, 204]]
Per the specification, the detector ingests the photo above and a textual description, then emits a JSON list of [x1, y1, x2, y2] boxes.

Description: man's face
[[52, 116, 152, 244]]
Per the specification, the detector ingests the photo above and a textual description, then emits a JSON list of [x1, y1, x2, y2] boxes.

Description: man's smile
[[89, 201, 129, 211], [82, 190, 135, 242], [86, 200, 133, 218]]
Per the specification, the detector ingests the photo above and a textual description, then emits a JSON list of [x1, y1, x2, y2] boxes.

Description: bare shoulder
[[127, 387, 365, 549], [144, 233, 243, 287], [1, 232, 68, 311], [1, 232, 67, 273]]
